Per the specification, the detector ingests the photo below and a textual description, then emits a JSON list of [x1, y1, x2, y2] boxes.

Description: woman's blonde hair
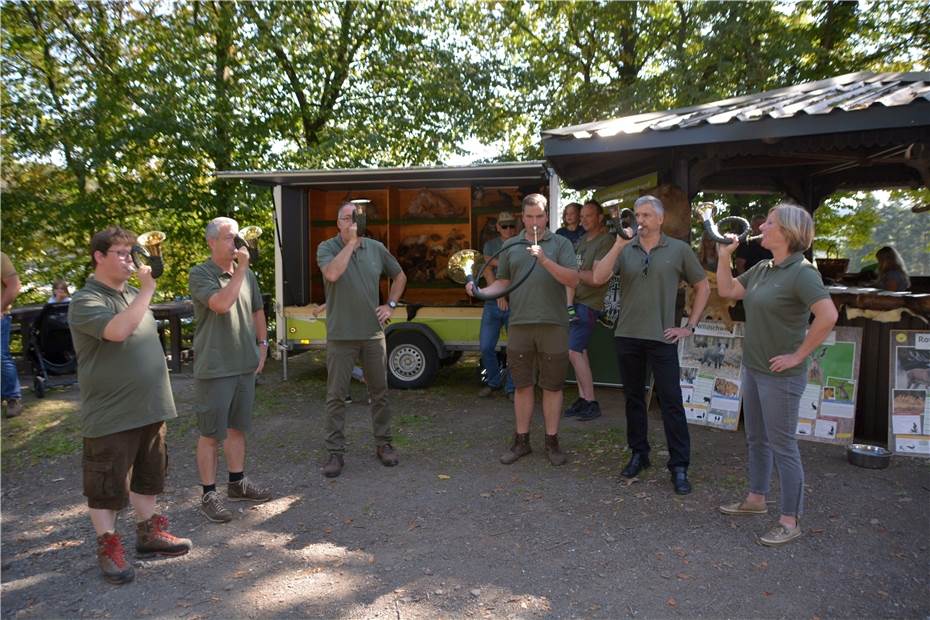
[[769, 203, 814, 253]]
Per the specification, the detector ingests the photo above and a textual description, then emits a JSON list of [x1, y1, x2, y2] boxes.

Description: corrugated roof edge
[[542, 71, 930, 138]]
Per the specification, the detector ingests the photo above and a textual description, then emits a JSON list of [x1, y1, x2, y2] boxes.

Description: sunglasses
[[500, 223, 516, 229], [642, 255, 650, 278]]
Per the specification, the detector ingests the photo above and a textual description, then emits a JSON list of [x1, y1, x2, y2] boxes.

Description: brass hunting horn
[[448, 225, 539, 301], [602, 199, 636, 240], [697, 203, 758, 245], [235, 225, 263, 263], [132, 230, 166, 278]]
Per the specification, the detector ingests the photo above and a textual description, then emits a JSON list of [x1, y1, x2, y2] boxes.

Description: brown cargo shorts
[[82, 421, 167, 510], [507, 324, 569, 391]]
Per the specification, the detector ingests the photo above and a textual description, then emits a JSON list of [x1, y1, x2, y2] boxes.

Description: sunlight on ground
[[295, 542, 375, 565], [353, 579, 553, 618], [248, 564, 364, 614], [0, 572, 56, 594], [237, 494, 301, 523]]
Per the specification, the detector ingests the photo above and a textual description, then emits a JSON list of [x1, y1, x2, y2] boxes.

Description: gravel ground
[[2, 352, 929, 619]]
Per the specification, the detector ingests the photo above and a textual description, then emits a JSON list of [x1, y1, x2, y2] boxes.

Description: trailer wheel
[[387, 332, 439, 389]]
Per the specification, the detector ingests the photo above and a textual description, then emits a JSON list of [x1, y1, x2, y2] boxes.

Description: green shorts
[[83, 421, 167, 510], [507, 324, 569, 391], [194, 372, 256, 440]]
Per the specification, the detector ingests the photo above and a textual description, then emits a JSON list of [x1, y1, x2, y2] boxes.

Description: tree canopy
[[2, 0, 926, 302]]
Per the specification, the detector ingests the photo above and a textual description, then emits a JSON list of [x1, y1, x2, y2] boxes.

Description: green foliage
[[2, 0, 926, 305]]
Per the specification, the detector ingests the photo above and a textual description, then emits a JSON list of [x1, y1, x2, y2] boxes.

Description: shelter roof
[[542, 72, 930, 199]]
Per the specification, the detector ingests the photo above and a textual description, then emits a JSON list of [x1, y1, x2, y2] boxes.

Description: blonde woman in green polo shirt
[[715, 203, 838, 547]]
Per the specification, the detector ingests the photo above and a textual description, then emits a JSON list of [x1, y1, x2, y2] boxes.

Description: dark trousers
[[615, 336, 690, 469]]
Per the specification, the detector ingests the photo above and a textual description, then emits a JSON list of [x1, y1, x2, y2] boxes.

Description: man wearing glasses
[[317, 202, 407, 478], [477, 211, 518, 400], [593, 195, 709, 495], [69, 227, 191, 584]]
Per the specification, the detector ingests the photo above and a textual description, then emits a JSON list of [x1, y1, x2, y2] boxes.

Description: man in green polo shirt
[[467, 193, 579, 466], [69, 227, 191, 585], [593, 195, 710, 495], [189, 217, 272, 523], [565, 200, 615, 422], [317, 202, 407, 478]]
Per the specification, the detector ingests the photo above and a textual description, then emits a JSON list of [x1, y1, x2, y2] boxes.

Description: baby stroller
[[26, 301, 78, 397]]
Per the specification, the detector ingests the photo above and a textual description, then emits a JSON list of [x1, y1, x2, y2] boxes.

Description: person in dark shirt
[[874, 246, 910, 291], [734, 215, 773, 274]]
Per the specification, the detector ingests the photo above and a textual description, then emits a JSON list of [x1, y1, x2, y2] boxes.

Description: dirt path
[[2, 353, 929, 618]]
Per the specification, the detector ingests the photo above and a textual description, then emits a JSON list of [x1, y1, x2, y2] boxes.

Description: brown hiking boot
[[3, 399, 22, 418], [136, 514, 192, 558], [376, 443, 399, 467], [500, 432, 531, 465], [322, 453, 344, 478], [96, 532, 135, 585], [200, 490, 233, 523], [545, 434, 567, 466], [227, 477, 272, 503]]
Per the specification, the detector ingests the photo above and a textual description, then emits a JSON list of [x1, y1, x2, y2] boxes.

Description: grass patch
[[1, 397, 82, 469]]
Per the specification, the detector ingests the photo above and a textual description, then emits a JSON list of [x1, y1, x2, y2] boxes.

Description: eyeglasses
[[500, 224, 516, 229], [107, 249, 132, 260], [642, 255, 650, 278]]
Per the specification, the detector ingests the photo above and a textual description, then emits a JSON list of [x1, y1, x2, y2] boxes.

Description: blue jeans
[[479, 301, 514, 393], [1, 315, 22, 400]]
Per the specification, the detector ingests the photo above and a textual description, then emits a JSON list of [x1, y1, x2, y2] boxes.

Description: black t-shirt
[[735, 240, 773, 271]]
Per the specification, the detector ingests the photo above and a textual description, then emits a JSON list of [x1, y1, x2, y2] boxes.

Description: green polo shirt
[[737, 252, 830, 376], [189, 260, 263, 379], [613, 233, 706, 343], [68, 277, 177, 438], [496, 229, 576, 327], [317, 235, 402, 340], [574, 231, 615, 309]]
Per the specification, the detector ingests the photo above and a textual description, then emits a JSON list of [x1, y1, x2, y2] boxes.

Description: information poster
[[678, 320, 744, 431], [795, 326, 862, 445], [888, 330, 930, 458]]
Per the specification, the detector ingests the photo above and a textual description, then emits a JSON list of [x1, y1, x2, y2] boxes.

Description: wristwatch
[[258, 339, 269, 347], [387, 300, 397, 309]]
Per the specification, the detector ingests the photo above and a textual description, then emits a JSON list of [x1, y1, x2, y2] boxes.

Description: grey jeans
[[741, 367, 807, 517], [324, 337, 391, 454]]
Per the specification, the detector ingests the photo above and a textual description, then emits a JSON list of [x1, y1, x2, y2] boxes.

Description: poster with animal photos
[[795, 326, 861, 445], [888, 331, 930, 458], [678, 320, 745, 431]]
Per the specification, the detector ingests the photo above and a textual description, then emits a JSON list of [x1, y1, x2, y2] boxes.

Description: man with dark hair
[[593, 195, 710, 495], [734, 215, 772, 274], [317, 202, 407, 478], [478, 211, 517, 400], [467, 193, 579, 466], [190, 217, 272, 523], [69, 227, 191, 585]]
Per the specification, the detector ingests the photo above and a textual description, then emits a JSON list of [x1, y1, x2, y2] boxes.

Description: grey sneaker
[[200, 490, 233, 523], [3, 399, 23, 418], [227, 477, 272, 503], [760, 523, 802, 546]]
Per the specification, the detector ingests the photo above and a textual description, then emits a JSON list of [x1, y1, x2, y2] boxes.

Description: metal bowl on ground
[[846, 443, 891, 469]]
